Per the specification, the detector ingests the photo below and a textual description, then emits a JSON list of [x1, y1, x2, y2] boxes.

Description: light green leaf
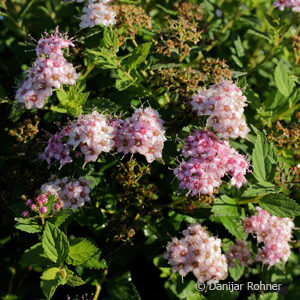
[[67, 238, 99, 266], [259, 193, 300, 217], [242, 182, 278, 198], [41, 267, 60, 280], [211, 196, 239, 217], [124, 42, 152, 71], [49, 209, 73, 227], [115, 70, 135, 91], [67, 275, 86, 287], [252, 133, 277, 183], [229, 261, 244, 281], [103, 27, 119, 51], [42, 222, 69, 264], [15, 218, 42, 234], [274, 62, 295, 98], [41, 278, 60, 300]]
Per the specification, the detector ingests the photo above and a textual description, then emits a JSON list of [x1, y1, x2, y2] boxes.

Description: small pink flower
[[22, 211, 29, 218], [40, 206, 48, 214]]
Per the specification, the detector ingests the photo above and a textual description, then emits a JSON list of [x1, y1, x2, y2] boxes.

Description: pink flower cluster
[[79, 0, 116, 28], [16, 28, 79, 110], [22, 194, 49, 217], [174, 130, 250, 196], [191, 81, 250, 139], [113, 107, 167, 163], [273, 0, 300, 12], [163, 223, 228, 284], [40, 177, 91, 210], [40, 107, 167, 167], [40, 111, 115, 168], [225, 240, 253, 268], [243, 207, 294, 267]]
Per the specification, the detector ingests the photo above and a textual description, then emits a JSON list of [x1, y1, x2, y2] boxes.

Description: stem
[[82, 63, 96, 80], [93, 269, 108, 300], [236, 195, 264, 205], [93, 284, 101, 300]]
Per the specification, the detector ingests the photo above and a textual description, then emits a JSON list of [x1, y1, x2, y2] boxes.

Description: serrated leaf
[[252, 133, 277, 183], [247, 29, 270, 41], [212, 216, 245, 240], [123, 42, 152, 71], [233, 36, 245, 57], [42, 222, 69, 264], [67, 238, 99, 266], [115, 70, 135, 91], [274, 62, 295, 98], [15, 218, 42, 233], [41, 267, 60, 280], [85, 48, 118, 69], [211, 196, 239, 217], [83, 97, 120, 114], [49, 209, 73, 227], [41, 278, 60, 300], [242, 183, 278, 198], [20, 243, 51, 268], [259, 194, 300, 217], [107, 271, 141, 300], [103, 27, 119, 51], [81, 251, 107, 269], [67, 275, 86, 287], [229, 260, 244, 281], [9, 100, 26, 122]]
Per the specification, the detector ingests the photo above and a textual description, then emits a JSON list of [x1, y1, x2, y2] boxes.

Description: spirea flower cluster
[[163, 223, 228, 284], [40, 107, 167, 167], [40, 177, 91, 210], [243, 206, 295, 267], [273, 0, 300, 12], [225, 240, 253, 268], [40, 111, 114, 168], [191, 80, 250, 139], [22, 194, 50, 217], [174, 130, 250, 196], [113, 107, 167, 163], [16, 28, 78, 110], [79, 0, 116, 28]]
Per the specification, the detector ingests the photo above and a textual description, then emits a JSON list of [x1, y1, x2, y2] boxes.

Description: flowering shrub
[[0, 0, 299, 300]]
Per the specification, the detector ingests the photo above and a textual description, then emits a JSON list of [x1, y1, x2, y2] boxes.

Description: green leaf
[[123, 42, 152, 71], [252, 133, 277, 183], [233, 36, 245, 57], [41, 267, 60, 280], [41, 278, 60, 300], [156, 4, 179, 15], [42, 222, 69, 264], [211, 216, 245, 240], [103, 27, 119, 51], [15, 218, 42, 233], [242, 182, 278, 198], [67, 275, 86, 287], [107, 271, 141, 300], [83, 97, 120, 114], [67, 238, 99, 266], [85, 48, 118, 69], [9, 100, 26, 122], [211, 196, 239, 217], [258, 293, 278, 300], [259, 193, 300, 217], [80, 251, 107, 270], [115, 69, 135, 91], [247, 29, 270, 41], [274, 62, 295, 98], [20, 243, 51, 268], [49, 209, 73, 227], [229, 261, 244, 281]]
